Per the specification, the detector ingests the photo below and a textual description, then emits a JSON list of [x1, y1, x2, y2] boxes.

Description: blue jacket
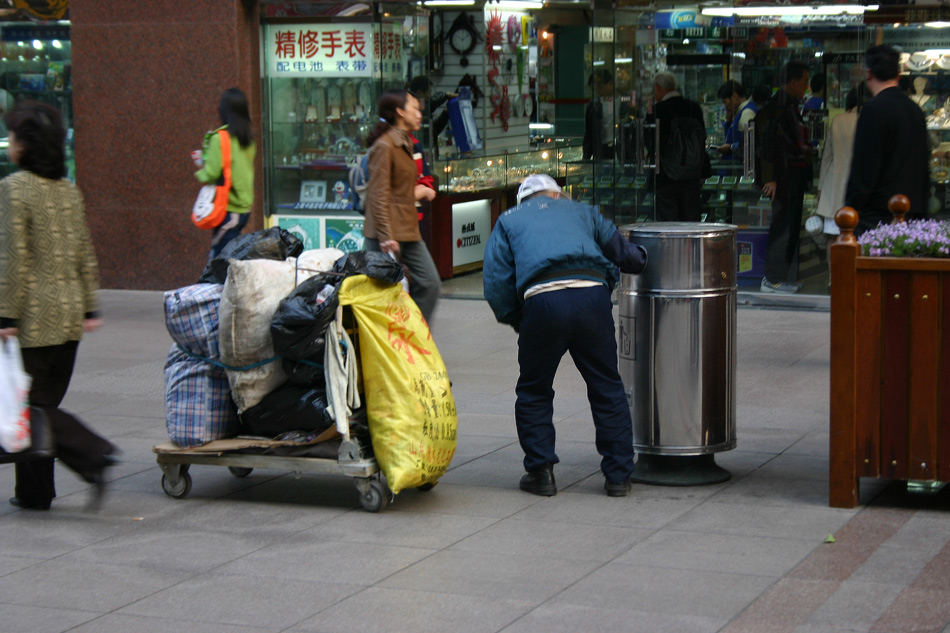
[[724, 99, 758, 154], [483, 196, 646, 327]]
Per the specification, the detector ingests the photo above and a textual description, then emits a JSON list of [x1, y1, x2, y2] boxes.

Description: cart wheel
[[228, 466, 253, 478], [360, 479, 389, 512], [161, 471, 192, 499], [416, 482, 436, 491]]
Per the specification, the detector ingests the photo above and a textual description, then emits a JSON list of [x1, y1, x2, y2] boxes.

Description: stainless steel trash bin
[[618, 222, 737, 485]]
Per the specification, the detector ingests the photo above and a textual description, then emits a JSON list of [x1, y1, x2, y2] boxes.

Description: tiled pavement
[[1, 284, 948, 633]]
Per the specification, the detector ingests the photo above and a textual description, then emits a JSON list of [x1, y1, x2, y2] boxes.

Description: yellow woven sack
[[337, 275, 457, 493]]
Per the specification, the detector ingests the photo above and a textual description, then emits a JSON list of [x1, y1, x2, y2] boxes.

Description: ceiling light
[[489, 0, 544, 9], [925, 22, 950, 28], [701, 4, 877, 17], [422, 0, 475, 6]]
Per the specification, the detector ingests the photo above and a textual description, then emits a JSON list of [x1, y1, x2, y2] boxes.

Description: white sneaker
[[760, 278, 800, 294]]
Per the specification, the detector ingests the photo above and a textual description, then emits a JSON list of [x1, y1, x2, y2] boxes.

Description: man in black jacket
[[846, 45, 931, 236], [758, 61, 812, 294], [651, 72, 708, 222], [583, 69, 615, 161]]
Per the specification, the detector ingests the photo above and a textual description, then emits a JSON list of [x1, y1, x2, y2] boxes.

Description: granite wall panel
[[72, 0, 262, 289]]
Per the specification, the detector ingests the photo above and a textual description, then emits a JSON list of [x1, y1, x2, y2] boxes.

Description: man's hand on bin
[[605, 230, 648, 275]]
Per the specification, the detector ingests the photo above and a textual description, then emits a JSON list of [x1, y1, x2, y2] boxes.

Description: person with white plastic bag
[[0, 101, 116, 511]]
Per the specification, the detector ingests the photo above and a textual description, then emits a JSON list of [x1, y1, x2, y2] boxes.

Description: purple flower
[[859, 219, 950, 258]]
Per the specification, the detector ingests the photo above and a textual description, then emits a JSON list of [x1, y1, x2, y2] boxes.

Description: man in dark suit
[[758, 61, 812, 294], [846, 45, 931, 236], [583, 69, 615, 161], [651, 71, 708, 222]]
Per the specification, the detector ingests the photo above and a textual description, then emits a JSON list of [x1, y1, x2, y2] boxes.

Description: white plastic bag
[[389, 252, 410, 293], [0, 338, 32, 453]]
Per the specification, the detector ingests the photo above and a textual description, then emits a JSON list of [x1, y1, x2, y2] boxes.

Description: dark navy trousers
[[515, 285, 634, 483]]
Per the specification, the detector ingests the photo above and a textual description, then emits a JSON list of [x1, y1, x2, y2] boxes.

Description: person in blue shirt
[[715, 80, 759, 160], [483, 174, 647, 498], [803, 73, 826, 111]]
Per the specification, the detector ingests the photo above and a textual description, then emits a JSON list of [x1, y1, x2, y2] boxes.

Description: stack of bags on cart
[[162, 228, 405, 448]]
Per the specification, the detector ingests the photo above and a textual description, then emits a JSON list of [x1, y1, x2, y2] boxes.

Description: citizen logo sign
[[457, 222, 481, 248]]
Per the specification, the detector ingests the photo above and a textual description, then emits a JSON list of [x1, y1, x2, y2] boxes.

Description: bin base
[[631, 453, 731, 486]]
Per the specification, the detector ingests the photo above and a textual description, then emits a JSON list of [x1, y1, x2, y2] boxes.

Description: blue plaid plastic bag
[[164, 284, 224, 359], [164, 345, 239, 447]]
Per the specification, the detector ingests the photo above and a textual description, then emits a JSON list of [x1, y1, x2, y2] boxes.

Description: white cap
[[517, 174, 562, 205]]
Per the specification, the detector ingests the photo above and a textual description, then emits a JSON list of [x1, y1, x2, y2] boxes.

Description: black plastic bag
[[240, 384, 334, 438], [333, 250, 404, 285], [271, 274, 339, 361], [282, 357, 326, 387], [198, 228, 304, 284]]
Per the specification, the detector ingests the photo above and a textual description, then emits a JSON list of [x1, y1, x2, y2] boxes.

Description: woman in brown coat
[[363, 90, 440, 322], [0, 101, 116, 511]]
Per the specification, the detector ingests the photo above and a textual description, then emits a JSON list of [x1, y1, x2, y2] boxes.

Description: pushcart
[[152, 427, 391, 512], [155, 300, 394, 512]]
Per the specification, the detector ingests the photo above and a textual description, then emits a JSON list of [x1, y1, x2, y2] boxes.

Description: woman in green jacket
[[195, 87, 256, 258]]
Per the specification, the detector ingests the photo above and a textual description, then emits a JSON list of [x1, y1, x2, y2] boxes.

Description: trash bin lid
[[619, 222, 737, 239], [619, 222, 737, 292]]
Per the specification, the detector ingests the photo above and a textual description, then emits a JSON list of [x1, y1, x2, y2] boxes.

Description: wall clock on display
[[507, 15, 521, 53], [343, 81, 358, 115], [447, 12, 479, 67], [430, 12, 444, 70], [327, 82, 342, 121], [358, 80, 373, 116], [313, 85, 327, 122]]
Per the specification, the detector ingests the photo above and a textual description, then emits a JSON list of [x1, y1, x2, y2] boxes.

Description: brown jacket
[[363, 127, 421, 243], [0, 171, 99, 347]]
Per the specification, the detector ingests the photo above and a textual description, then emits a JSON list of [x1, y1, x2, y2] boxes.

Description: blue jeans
[[515, 285, 634, 483], [209, 212, 250, 260]]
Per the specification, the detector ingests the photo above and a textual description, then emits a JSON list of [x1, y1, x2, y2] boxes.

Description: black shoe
[[604, 479, 632, 497], [84, 456, 118, 512], [520, 465, 556, 497], [9, 496, 51, 511]]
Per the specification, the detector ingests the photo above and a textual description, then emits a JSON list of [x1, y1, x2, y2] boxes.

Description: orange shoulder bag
[[191, 129, 232, 230]]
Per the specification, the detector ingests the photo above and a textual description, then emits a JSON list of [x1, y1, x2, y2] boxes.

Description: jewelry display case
[[433, 143, 582, 194]]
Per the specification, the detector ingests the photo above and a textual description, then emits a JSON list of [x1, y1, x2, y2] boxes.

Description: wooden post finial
[[888, 195, 910, 224], [834, 206, 859, 246]]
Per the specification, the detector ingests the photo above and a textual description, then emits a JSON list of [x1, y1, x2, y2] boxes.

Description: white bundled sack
[[298, 248, 343, 276], [218, 249, 342, 412]]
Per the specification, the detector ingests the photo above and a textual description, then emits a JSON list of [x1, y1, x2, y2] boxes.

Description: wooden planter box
[[830, 206, 950, 507]]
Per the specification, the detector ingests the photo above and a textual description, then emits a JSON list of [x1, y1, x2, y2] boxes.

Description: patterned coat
[[0, 171, 99, 347]]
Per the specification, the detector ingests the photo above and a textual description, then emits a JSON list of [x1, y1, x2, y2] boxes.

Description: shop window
[[0, 21, 72, 181]]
